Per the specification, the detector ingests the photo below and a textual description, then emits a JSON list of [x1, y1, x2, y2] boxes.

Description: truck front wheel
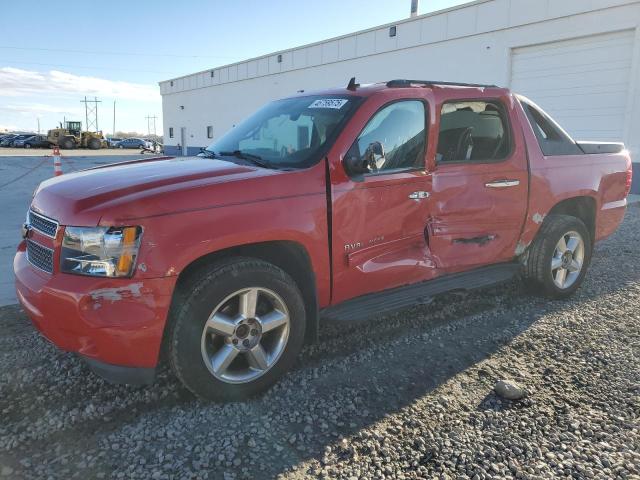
[[523, 214, 592, 299], [61, 138, 75, 149], [168, 258, 306, 401]]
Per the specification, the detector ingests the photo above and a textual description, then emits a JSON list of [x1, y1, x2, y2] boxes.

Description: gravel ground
[[1, 206, 639, 480]]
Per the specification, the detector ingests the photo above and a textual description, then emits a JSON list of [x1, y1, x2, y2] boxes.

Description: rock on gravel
[[494, 379, 526, 400], [1, 205, 639, 479], [0, 466, 14, 477]]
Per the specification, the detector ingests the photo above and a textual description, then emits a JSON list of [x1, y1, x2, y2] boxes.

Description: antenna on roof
[[347, 77, 359, 91]]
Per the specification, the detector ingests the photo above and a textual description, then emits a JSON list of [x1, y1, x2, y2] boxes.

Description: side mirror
[[367, 141, 385, 159], [343, 141, 385, 176]]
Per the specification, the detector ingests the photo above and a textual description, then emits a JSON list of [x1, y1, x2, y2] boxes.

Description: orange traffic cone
[[52, 146, 62, 176]]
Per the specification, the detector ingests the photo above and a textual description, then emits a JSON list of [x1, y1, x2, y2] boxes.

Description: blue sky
[[0, 0, 466, 135]]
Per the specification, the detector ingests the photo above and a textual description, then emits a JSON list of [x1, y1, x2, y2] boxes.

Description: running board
[[321, 262, 519, 323]]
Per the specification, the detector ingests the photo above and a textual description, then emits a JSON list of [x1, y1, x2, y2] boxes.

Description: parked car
[[14, 134, 50, 148], [105, 137, 123, 148], [115, 138, 150, 149], [4, 134, 36, 147], [15, 79, 632, 401], [0, 134, 19, 146]]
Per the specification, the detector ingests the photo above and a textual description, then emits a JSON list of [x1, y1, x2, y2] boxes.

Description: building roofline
[[158, 0, 491, 85]]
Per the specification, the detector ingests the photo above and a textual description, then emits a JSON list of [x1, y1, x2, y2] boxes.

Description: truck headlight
[[61, 226, 142, 277]]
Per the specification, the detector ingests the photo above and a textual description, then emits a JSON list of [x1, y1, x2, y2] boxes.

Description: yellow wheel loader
[[47, 121, 106, 150]]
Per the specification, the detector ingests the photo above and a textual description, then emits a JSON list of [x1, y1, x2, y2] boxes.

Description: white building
[[160, 0, 640, 161]]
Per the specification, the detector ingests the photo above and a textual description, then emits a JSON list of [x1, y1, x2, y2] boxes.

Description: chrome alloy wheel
[[551, 231, 585, 289], [200, 287, 290, 384]]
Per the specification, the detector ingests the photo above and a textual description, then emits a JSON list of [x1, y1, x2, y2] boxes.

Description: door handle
[[409, 191, 430, 200], [485, 179, 520, 188]]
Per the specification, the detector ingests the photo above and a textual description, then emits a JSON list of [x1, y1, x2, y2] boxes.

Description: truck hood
[[31, 156, 322, 226]]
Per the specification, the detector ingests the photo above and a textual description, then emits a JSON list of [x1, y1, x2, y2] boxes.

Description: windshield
[[205, 95, 361, 169]]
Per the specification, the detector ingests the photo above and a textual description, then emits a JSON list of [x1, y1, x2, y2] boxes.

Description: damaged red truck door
[[329, 92, 437, 303], [428, 90, 530, 271]]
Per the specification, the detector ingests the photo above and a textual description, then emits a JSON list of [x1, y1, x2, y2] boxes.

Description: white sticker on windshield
[[308, 99, 349, 109]]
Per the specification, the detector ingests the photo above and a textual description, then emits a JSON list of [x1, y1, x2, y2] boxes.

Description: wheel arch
[[546, 196, 596, 242], [161, 240, 319, 362]]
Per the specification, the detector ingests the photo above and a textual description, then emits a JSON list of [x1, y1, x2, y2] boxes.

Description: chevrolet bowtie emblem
[[21, 223, 32, 239]]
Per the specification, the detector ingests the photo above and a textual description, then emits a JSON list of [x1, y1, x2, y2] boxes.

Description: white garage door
[[511, 30, 634, 143]]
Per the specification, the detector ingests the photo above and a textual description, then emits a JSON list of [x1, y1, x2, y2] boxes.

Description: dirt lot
[[0, 206, 638, 479]]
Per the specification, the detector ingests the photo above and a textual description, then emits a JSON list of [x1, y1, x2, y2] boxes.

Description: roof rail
[[386, 79, 499, 89]]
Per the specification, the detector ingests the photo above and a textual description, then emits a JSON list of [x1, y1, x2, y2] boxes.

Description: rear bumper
[[14, 242, 176, 372]]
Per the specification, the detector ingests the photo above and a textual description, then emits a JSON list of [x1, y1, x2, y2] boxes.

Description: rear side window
[[437, 101, 510, 163], [519, 98, 582, 156]]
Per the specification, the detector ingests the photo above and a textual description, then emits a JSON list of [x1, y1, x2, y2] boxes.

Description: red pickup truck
[[15, 79, 632, 400]]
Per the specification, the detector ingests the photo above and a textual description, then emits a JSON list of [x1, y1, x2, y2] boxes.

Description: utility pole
[[113, 100, 116, 137], [80, 96, 101, 132], [37, 117, 40, 134], [145, 115, 158, 137]]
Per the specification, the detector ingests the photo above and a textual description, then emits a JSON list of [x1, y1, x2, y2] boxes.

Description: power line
[[0, 45, 236, 59], [0, 59, 182, 75]]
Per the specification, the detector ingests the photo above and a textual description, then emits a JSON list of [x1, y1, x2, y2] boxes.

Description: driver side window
[[347, 100, 426, 173]]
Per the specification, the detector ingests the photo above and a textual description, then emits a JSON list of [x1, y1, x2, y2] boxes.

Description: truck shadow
[[114, 273, 639, 476]]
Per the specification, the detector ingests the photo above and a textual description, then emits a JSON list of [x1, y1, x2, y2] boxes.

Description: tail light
[[625, 157, 633, 197]]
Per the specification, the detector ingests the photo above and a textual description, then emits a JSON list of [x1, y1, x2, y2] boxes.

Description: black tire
[[523, 214, 592, 299], [168, 257, 306, 401], [88, 138, 101, 150], [24, 143, 32, 149], [61, 138, 75, 149], [118, 144, 124, 149]]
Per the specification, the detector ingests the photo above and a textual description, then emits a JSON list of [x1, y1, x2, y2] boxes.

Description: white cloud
[[0, 67, 159, 101], [0, 103, 84, 116]]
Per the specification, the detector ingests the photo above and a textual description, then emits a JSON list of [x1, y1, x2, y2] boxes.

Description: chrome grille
[[28, 210, 58, 238], [26, 239, 54, 274]]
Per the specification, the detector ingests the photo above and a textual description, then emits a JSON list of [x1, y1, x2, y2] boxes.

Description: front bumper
[[14, 241, 177, 379]]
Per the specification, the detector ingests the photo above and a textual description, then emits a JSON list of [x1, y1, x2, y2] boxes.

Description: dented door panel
[[428, 91, 529, 272], [327, 90, 438, 304], [330, 173, 437, 303]]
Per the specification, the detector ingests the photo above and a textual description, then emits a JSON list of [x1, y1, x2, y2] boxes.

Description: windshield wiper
[[219, 150, 272, 169], [198, 148, 219, 158]]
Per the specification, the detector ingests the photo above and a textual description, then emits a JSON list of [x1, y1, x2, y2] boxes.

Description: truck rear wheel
[[523, 214, 592, 299], [168, 258, 306, 401], [88, 138, 101, 150]]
